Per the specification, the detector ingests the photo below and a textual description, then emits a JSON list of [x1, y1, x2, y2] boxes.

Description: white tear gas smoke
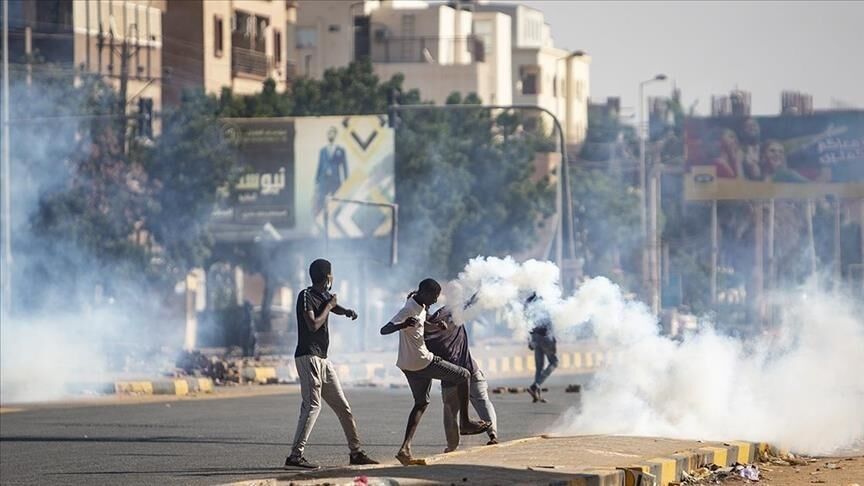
[[446, 256, 864, 455]]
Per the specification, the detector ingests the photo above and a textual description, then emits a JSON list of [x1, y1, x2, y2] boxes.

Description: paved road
[[0, 376, 586, 485]]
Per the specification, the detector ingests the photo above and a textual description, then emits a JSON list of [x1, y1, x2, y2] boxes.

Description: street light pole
[[1, 0, 12, 324], [638, 74, 666, 310], [390, 103, 574, 285]]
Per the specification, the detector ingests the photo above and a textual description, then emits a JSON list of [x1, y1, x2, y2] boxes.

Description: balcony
[[232, 46, 269, 78], [370, 35, 484, 64]]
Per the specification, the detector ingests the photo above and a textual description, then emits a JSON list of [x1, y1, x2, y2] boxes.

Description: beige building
[[162, 0, 297, 105], [8, 0, 165, 134], [476, 2, 590, 148], [294, 0, 512, 106], [293, 0, 588, 146]]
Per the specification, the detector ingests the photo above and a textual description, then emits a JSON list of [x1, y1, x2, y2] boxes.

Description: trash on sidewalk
[[738, 464, 760, 481], [565, 384, 581, 393], [492, 386, 506, 394]]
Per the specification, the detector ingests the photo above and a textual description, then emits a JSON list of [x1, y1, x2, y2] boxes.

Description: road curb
[[633, 439, 766, 486], [114, 377, 214, 396]]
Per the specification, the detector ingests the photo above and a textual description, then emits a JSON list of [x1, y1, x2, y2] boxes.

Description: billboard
[[684, 111, 864, 200], [213, 115, 395, 242]]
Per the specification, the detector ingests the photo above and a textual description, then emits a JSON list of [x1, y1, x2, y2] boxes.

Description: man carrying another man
[[426, 300, 499, 451], [380, 279, 491, 465]]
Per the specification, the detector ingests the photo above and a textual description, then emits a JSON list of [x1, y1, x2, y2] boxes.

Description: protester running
[[525, 292, 558, 403], [285, 259, 379, 469]]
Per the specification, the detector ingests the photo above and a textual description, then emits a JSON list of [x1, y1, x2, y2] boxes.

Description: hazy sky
[[523, 1, 864, 116]]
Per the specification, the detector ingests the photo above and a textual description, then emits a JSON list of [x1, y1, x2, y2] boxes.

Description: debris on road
[[565, 384, 581, 393]]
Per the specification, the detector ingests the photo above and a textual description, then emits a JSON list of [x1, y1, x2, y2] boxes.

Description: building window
[[520, 65, 540, 95], [296, 26, 317, 48], [255, 15, 269, 52], [214, 16, 224, 58], [274, 29, 282, 64]]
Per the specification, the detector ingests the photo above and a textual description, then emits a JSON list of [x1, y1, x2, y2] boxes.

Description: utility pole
[[1, 0, 12, 323], [638, 74, 667, 307]]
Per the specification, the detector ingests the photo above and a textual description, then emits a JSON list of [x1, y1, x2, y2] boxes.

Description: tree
[[139, 90, 237, 285], [395, 93, 556, 277]]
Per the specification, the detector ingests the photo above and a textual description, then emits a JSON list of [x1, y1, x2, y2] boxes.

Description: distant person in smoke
[[314, 126, 349, 216], [525, 292, 557, 403], [380, 279, 490, 465], [425, 298, 499, 451], [285, 259, 379, 469]]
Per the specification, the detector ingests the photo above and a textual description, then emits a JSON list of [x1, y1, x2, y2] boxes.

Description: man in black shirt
[[426, 304, 499, 451], [285, 259, 378, 469]]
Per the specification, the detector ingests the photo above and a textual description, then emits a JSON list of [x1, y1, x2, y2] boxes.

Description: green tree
[[140, 90, 237, 285]]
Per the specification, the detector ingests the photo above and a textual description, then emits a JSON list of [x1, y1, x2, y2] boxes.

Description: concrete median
[[221, 435, 769, 486], [113, 377, 214, 396]]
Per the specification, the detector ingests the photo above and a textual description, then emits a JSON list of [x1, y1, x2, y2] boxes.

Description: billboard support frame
[[323, 196, 399, 266]]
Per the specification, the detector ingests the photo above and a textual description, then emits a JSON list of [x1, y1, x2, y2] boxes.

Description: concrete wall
[[294, 0, 355, 78], [472, 11, 511, 105], [374, 62, 491, 105]]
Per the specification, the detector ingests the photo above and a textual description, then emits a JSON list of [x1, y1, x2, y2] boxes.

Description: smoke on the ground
[[446, 256, 864, 455]]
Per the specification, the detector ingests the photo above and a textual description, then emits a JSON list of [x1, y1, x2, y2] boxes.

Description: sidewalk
[[224, 434, 765, 486]]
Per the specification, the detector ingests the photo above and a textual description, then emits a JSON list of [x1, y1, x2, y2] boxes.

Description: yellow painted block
[[115, 381, 154, 395], [254, 367, 277, 383], [560, 352, 571, 369], [571, 352, 583, 368], [173, 379, 189, 396], [500, 357, 511, 373], [584, 352, 594, 368], [485, 357, 497, 373], [646, 458, 676, 486], [197, 378, 214, 393], [700, 446, 728, 466], [730, 441, 752, 464], [526, 355, 536, 371], [513, 356, 524, 372]]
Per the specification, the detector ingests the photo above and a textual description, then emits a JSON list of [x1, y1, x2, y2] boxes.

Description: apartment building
[[162, 0, 297, 105], [475, 2, 590, 147], [294, 0, 512, 106], [293, 0, 588, 146], [5, 0, 165, 133]]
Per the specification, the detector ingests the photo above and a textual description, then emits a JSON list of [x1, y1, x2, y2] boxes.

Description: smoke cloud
[[446, 256, 864, 455]]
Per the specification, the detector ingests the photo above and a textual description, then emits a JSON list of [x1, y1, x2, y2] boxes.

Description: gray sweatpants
[[290, 355, 361, 457], [442, 369, 497, 451]]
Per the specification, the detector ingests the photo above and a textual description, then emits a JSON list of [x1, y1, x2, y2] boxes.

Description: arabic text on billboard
[[213, 115, 395, 241]]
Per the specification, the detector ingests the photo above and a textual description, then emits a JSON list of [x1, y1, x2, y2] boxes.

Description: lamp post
[[638, 74, 666, 310]]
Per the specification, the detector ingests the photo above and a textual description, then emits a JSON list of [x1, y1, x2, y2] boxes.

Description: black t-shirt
[[294, 287, 332, 359], [425, 324, 477, 375]]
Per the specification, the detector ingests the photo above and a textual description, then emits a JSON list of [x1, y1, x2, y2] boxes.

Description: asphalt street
[[0, 376, 586, 485]]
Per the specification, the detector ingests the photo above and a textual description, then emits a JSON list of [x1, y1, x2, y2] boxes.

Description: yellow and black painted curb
[[113, 377, 214, 396], [633, 440, 766, 486]]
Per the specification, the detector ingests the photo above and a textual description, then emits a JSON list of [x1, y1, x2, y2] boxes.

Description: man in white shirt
[[380, 278, 490, 465]]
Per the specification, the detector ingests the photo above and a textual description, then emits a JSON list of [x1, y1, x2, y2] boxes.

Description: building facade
[[6, 0, 165, 133], [294, 0, 511, 106], [292, 0, 588, 146], [162, 0, 297, 105]]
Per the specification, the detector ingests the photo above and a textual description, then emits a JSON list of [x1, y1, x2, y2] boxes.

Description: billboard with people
[[683, 111, 864, 200], [212, 115, 395, 241]]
